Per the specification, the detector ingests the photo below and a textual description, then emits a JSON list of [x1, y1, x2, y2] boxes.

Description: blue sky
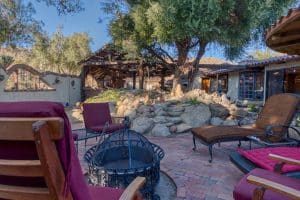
[[30, 0, 271, 61]]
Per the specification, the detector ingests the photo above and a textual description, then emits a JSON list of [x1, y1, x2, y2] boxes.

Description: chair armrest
[[247, 175, 300, 200], [265, 124, 300, 137], [269, 154, 300, 167], [119, 176, 146, 200]]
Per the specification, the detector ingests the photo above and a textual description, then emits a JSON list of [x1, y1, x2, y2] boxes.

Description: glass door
[[266, 69, 284, 99]]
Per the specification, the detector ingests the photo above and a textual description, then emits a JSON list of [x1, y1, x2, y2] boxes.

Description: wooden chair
[[0, 117, 145, 200], [233, 154, 300, 200]]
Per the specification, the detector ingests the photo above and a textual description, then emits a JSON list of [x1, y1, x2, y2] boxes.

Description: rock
[[153, 116, 168, 123], [166, 117, 182, 124], [151, 124, 171, 137], [137, 105, 151, 114], [173, 84, 184, 97], [209, 103, 229, 119], [210, 117, 223, 126], [239, 118, 255, 126], [184, 89, 200, 99], [124, 109, 137, 120], [131, 117, 154, 134], [221, 94, 231, 106], [75, 102, 82, 109], [116, 104, 126, 116], [181, 104, 211, 127], [155, 108, 168, 116], [233, 108, 249, 118], [176, 123, 192, 133], [169, 125, 177, 133], [164, 105, 185, 116], [222, 120, 238, 126], [153, 102, 171, 110]]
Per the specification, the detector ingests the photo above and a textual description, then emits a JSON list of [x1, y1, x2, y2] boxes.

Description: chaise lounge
[[191, 93, 299, 162]]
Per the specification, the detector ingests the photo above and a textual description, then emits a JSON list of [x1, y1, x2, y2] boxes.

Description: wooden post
[[138, 65, 144, 89], [132, 71, 136, 89], [160, 68, 166, 90]]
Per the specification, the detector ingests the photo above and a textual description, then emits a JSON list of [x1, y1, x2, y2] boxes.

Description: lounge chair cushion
[[89, 186, 124, 200], [238, 147, 300, 173], [233, 168, 300, 200], [89, 123, 125, 133], [254, 94, 299, 132], [191, 126, 264, 143]]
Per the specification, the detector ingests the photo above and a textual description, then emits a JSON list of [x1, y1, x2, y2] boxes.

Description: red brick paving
[[74, 122, 245, 200]]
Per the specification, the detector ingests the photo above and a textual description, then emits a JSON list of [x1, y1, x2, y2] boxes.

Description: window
[[217, 74, 228, 93], [239, 71, 264, 100], [266, 67, 300, 98], [5, 68, 54, 91]]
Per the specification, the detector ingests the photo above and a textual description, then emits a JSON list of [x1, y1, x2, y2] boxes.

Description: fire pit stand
[[84, 128, 164, 199]]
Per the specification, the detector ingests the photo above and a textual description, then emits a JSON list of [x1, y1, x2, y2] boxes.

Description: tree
[[0, 0, 84, 47], [29, 28, 91, 75], [103, 0, 297, 92]]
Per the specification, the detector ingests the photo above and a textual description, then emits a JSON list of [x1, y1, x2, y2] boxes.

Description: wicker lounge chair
[[233, 154, 300, 200], [191, 93, 299, 162], [0, 102, 145, 200]]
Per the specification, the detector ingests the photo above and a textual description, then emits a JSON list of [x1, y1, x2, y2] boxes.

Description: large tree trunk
[[187, 40, 207, 90], [171, 39, 191, 95]]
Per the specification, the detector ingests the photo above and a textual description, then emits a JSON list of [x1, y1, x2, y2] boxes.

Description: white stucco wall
[[0, 69, 81, 106], [227, 72, 239, 101]]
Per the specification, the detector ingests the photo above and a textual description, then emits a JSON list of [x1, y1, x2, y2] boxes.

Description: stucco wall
[[227, 72, 239, 101], [0, 67, 81, 106]]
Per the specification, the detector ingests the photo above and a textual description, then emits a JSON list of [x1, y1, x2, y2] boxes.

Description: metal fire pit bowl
[[84, 129, 164, 199]]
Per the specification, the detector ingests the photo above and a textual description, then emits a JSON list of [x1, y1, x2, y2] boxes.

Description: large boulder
[[222, 120, 238, 126], [221, 94, 231, 106], [151, 124, 171, 136], [164, 105, 185, 117], [181, 104, 211, 127], [210, 117, 223, 126], [176, 123, 192, 133], [153, 116, 168, 123], [131, 117, 154, 134], [209, 103, 229, 119]]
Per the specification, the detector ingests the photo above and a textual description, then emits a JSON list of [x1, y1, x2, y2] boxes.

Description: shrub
[[85, 89, 124, 103]]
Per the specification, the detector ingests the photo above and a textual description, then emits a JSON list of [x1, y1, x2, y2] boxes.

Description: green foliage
[[0, 0, 42, 47], [104, 0, 296, 65], [187, 98, 201, 105], [29, 27, 91, 75], [85, 89, 124, 103], [0, 55, 14, 68], [250, 48, 284, 60], [247, 104, 257, 112], [0, 0, 83, 47]]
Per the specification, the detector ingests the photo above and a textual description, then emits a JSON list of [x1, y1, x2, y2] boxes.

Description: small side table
[[247, 135, 299, 149]]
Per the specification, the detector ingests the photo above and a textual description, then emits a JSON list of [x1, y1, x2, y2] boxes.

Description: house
[[196, 55, 300, 105]]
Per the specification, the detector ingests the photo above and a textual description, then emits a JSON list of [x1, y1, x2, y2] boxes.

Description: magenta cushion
[[89, 124, 125, 133], [238, 147, 300, 173], [233, 168, 300, 200], [83, 103, 113, 130], [89, 186, 124, 200]]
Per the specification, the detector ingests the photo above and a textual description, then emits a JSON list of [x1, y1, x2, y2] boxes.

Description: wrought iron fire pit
[[84, 128, 164, 199]]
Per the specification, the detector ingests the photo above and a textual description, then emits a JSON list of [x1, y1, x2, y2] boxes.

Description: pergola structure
[[266, 7, 300, 55], [79, 45, 174, 99]]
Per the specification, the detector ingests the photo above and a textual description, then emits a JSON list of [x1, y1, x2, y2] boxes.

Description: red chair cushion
[[89, 124, 125, 133], [233, 168, 300, 200], [89, 186, 124, 200], [238, 147, 300, 173]]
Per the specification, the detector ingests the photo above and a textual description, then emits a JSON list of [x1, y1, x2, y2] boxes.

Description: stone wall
[[0, 65, 81, 106], [115, 89, 257, 136]]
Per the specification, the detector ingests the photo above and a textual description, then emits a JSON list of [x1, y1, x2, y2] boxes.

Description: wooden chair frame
[[247, 154, 300, 200], [0, 118, 145, 200]]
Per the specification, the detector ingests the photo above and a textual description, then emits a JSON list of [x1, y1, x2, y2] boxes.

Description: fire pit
[[84, 128, 164, 199]]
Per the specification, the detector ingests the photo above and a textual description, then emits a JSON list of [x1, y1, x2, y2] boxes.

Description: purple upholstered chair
[[73, 102, 127, 148], [233, 154, 300, 200]]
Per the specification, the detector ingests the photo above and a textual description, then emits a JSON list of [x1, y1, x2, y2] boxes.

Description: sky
[[29, 0, 271, 61]]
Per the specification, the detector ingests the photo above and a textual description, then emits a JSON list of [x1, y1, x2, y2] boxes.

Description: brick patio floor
[[74, 123, 245, 200]]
